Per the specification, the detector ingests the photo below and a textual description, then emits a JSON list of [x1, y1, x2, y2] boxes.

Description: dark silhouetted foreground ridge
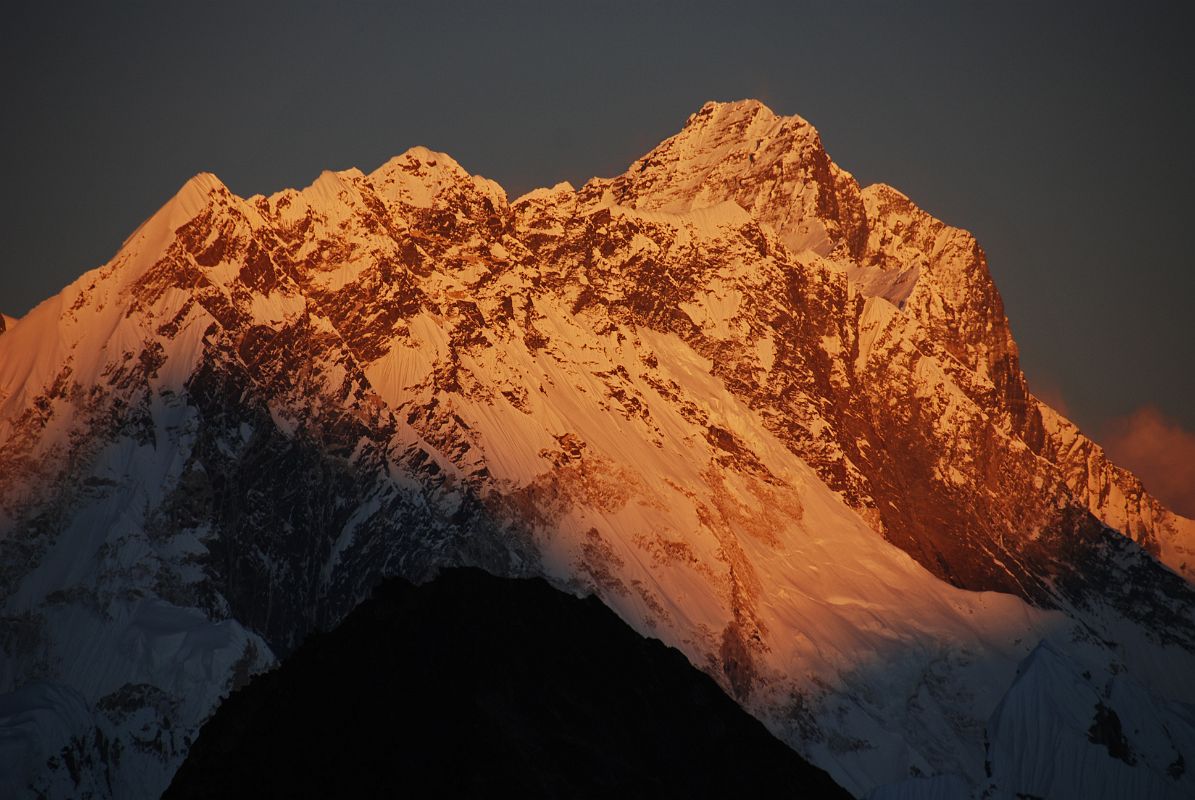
[[165, 568, 849, 799]]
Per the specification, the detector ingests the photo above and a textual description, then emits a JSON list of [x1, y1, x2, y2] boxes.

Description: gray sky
[[3, 1, 1193, 442]]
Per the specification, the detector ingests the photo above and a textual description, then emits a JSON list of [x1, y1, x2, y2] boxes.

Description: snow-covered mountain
[[1, 99, 1193, 799]]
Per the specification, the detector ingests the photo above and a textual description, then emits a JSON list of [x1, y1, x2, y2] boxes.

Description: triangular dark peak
[[165, 568, 852, 799]]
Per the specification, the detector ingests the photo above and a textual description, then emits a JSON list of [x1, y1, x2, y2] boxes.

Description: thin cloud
[[1102, 406, 1195, 519]]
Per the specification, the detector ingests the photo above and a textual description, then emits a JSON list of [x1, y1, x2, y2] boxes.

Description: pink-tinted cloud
[[1101, 406, 1195, 518]]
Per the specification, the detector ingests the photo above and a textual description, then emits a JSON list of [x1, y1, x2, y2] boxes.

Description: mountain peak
[[126, 171, 228, 244], [684, 98, 777, 129], [861, 181, 911, 205], [171, 171, 228, 214], [372, 145, 464, 177], [4, 101, 1195, 800], [369, 146, 506, 210], [98, 170, 234, 291], [607, 99, 865, 257]]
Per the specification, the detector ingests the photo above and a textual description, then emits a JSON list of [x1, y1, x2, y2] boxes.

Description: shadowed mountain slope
[[3, 100, 1195, 799], [165, 568, 850, 799]]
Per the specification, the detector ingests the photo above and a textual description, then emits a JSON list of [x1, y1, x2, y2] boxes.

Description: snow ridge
[[1, 101, 1193, 800]]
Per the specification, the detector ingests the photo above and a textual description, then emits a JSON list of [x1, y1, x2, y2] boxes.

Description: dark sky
[[3, 1, 1193, 439]]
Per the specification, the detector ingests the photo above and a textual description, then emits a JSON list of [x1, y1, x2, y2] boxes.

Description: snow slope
[[1, 101, 1194, 799]]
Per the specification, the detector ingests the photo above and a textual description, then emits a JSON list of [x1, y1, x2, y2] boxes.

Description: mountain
[[1, 99, 1193, 799], [163, 567, 851, 799]]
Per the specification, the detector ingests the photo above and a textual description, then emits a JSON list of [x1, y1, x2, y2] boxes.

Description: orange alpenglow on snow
[[1, 101, 1194, 800]]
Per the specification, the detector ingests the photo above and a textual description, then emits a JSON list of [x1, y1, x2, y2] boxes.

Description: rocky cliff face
[[1, 100, 1193, 799]]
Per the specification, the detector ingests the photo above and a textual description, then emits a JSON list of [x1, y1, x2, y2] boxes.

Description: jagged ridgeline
[[1, 100, 1193, 799]]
